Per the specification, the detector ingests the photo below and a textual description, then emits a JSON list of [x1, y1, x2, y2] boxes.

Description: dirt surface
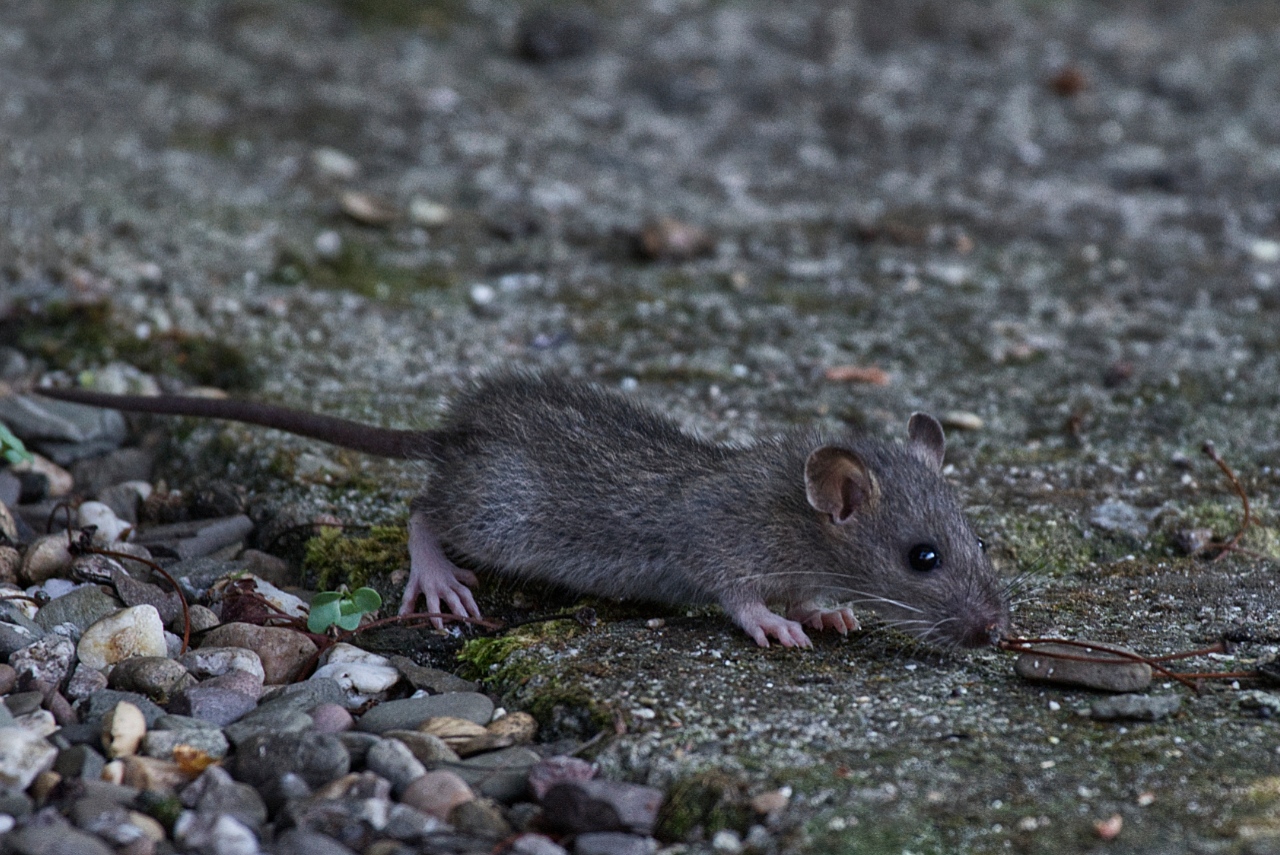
[[4, 0, 1280, 852]]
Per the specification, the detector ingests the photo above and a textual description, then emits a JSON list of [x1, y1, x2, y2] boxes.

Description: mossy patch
[[4, 301, 258, 390], [272, 238, 453, 301], [656, 771, 754, 842], [302, 523, 408, 591]]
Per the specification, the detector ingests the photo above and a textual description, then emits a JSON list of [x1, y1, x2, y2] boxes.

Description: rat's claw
[[788, 603, 860, 636], [725, 599, 813, 648]]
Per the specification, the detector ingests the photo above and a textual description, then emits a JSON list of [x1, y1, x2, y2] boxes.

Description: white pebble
[[311, 146, 360, 181], [77, 605, 167, 670]]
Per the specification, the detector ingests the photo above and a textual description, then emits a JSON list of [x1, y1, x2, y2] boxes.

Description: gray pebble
[[509, 833, 570, 855], [3, 691, 43, 717], [234, 732, 350, 789], [1014, 642, 1152, 692], [1090, 694, 1182, 721], [452, 746, 541, 803], [387, 655, 480, 694], [142, 728, 230, 760], [0, 395, 127, 464], [9, 634, 76, 688], [356, 692, 494, 733], [540, 779, 664, 835], [183, 766, 269, 831], [68, 795, 139, 846], [152, 713, 223, 732], [77, 690, 166, 727], [223, 708, 314, 746], [64, 664, 109, 702], [109, 567, 183, 626], [70, 447, 154, 496], [574, 832, 659, 855], [365, 738, 427, 795], [161, 557, 243, 593], [336, 731, 382, 766], [1088, 499, 1156, 541], [2, 814, 116, 855], [270, 828, 360, 855], [449, 797, 513, 839], [380, 730, 460, 766], [34, 585, 121, 634], [258, 678, 347, 712], [106, 655, 192, 703], [53, 744, 107, 780]]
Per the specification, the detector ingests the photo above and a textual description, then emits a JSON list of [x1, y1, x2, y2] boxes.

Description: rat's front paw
[[724, 600, 813, 648], [787, 603, 860, 635]]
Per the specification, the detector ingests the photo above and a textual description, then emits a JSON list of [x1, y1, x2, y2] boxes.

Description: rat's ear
[[805, 446, 880, 524], [907, 412, 946, 472]]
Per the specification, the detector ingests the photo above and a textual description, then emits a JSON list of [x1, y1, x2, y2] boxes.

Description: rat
[[34, 374, 1008, 648]]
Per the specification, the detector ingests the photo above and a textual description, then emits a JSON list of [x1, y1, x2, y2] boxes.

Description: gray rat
[[35, 375, 1008, 648]]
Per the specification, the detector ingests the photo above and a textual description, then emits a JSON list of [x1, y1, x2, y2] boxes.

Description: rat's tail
[[32, 387, 439, 460]]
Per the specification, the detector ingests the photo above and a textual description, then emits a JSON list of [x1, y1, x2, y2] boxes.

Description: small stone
[[529, 755, 596, 800], [408, 197, 451, 227], [174, 811, 259, 854], [1249, 239, 1280, 263], [186, 605, 221, 632], [340, 191, 399, 226], [0, 545, 19, 584], [711, 829, 743, 853], [20, 534, 74, 585], [233, 732, 350, 790], [1239, 691, 1280, 717], [449, 797, 513, 838], [110, 566, 183, 626], [15, 709, 57, 737], [387, 655, 479, 694], [70, 448, 155, 496], [12, 453, 74, 496], [750, 786, 791, 815], [400, 769, 475, 820], [573, 832, 658, 855], [1088, 499, 1155, 540], [34, 584, 122, 634], [77, 605, 167, 669], [79, 690, 166, 728], [65, 663, 110, 701], [311, 661, 402, 707], [1094, 812, 1123, 840], [199, 623, 318, 684], [0, 725, 57, 789], [1090, 694, 1181, 721], [240, 549, 292, 586], [142, 728, 230, 761], [636, 217, 713, 262], [179, 647, 265, 682], [135, 514, 253, 561], [939, 411, 984, 431], [455, 746, 541, 803], [168, 682, 259, 726], [454, 732, 517, 757], [9, 633, 76, 687], [54, 744, 108, 780], [355, 692, 494, 733], [2, 818, 114, 855], [541, 779, 664, 835], [823, 365, 891, 385], [379, 730, 459, 766], [78, 501, 133, 545], [107, 657, 192, 703], [419, 715, 489, 748], [1014, 641, 1152, 692], [315, 229, 343, 259], [310, 703, 354, 734], [509, 833, 568, 855], [272, 829, 362, 855], [365, 738, 427, 795], [183, 766, 269, 831], [0, 663, 17, 694], [102, 701, 148, 758], [311, 146, 361, 181], [487, 711, 537, 745]]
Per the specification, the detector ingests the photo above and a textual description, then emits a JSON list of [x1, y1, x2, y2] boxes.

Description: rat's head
[[804, 413, 1008, 648]]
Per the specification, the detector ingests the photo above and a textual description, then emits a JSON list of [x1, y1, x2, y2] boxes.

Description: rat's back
[[414, 375, 738, 601]]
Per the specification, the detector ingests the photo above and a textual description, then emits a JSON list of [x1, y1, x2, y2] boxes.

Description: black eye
[[908, 543, 941, 572], [977, 537, 986, 552]]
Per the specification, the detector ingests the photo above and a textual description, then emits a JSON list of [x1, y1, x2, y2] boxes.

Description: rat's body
[[36, 375, 1008, 648]]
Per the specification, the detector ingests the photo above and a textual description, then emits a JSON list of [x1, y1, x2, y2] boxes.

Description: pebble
[[12, 453, 74, 497], [142, 727, 230, 761], [1089, 499, 1156, 540], [77, 605, 168, 670], [0, 545, 19, 584], [179, 647, 266, 682], [0, 395, 127, 464], [408, 197, 451, 227], [310, 661, 402, 707], [364, 737, 426, 795], [1090, 694, 1182, 721], [0, 662, 18, 694], [110, 565, 184, 626], [387, 655, 479, 694], [400, 769, 475, 820], [510, 833, 569, 855], [234, 732, 350, 790], [102, 701, 148, 758], [340, 191, 399, 226], [198, 623, 318, 684], [0, 725, 59, 789], [168, 681, 260, 726], [9, 633, 76, 687], [79, 690, 166, 728], [455, 746, 542, 802], [310, 703, 354, 734], [106, 656, 193, 703], [54, 744, 107, 780], [450, 797, 513, 838], [355, 692, 495, 733], [529, 755, 597, 800], [1238, 691, 1280, 717], [134, 515, 254, 561], [574, 832, 659, 855], [311, 146, 361, 180], [540, 779, 664, 835], [19, 534, 74, 585], [636, 217, 714, 261], [77, 501, 133, 545], [379, 729, 459, 765], [1013, 641, 1153, 692], [939, 410, 984, 431], [34, 584, 124, 634]]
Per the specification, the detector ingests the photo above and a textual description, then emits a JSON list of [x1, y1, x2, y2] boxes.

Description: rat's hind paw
[[724, 600, 813, 648], [788, 603, 860, 635], [402, 511, 484, 628]]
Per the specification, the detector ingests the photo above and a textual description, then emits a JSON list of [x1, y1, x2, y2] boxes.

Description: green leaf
[[307, 599, 343, 633], [335, 612, 364, 631], [311, 591, 344, 607], [350, 587, 382, 612]]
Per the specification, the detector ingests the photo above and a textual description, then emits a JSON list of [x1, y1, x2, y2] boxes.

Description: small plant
[[306, 586, 382, 633], [0, 422, 33, 465]]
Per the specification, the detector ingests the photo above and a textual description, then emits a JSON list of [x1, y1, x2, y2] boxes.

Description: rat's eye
[[977, 537, 986, 552], [907, 543, 941, 572]]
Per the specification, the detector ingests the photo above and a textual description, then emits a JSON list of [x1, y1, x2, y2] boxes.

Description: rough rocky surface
[[4, 1, 1280, 853]]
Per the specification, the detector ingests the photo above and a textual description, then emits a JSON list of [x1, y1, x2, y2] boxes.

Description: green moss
[[1162, 498, 1280, 558], [5, 301, 258, 390], [302, 523, 408, 591], [656, 771, 753, 842], [271, 240, 454, 300], [993, 511, 1091, 579]]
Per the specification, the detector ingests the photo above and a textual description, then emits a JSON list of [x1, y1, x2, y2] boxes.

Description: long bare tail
[[32, 387, 437, 460]]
